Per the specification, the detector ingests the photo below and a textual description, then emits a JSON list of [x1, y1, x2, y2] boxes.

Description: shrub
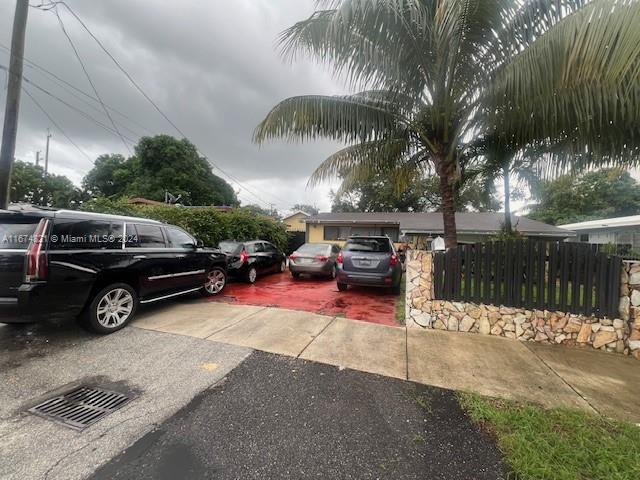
[[82, 197, 288, 252]]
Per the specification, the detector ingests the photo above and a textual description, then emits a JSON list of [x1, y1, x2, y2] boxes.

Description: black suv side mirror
[[195, 239, 204, 249]]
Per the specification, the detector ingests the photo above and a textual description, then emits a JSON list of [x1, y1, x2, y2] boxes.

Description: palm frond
[[490, 0, 640, 157], [307, 129, 418, 186], [253, 93, 406, 144]]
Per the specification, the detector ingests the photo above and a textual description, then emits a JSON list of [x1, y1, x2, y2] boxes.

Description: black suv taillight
[[25, 218, 49, 282]]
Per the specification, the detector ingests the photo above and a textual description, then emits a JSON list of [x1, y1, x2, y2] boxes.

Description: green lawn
[[458, 393, 640, 480]]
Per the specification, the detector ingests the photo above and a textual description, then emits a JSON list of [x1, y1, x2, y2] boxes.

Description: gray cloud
[[0, 0, 345, 211]]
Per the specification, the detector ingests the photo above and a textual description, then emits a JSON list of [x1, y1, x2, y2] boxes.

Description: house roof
[[307, 212, 571, 237], [558, 215, 640, 231], [128, 197, 165, 206], [282, 210, 311, 221]]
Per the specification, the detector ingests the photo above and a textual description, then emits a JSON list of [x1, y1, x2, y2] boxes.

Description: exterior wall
[[282, 212, 308, 233], [405, 250, 640, 359], [307, 224, 331, 244]]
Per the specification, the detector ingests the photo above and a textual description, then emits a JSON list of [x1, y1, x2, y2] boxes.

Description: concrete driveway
[[213, 271, 400, 326]]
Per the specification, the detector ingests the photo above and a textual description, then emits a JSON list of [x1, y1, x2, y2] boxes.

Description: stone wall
[[405, 250, 640, 359]]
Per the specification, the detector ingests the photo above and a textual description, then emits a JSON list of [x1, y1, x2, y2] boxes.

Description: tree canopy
[[527, 169, 640, 225], [10, 160, 84, 208], [83, 135, 239, 206], [331, 171, 499, 213], [255, 0, 640, 247], [291, 203, 319, 215]]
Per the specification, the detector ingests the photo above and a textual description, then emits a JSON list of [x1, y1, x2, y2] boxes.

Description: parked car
[[218, 240, 286, 283], [0, 205, 228, 334], [289, 243, 340, 279], [336, 236, 403, 293]]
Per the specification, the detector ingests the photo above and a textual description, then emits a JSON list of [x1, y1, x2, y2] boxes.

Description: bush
[[82, 197, 288, 252]]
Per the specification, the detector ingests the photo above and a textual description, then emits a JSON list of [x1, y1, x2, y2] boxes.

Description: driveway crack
[[297, 316, 336, 358], [524, 343, 600, 415]]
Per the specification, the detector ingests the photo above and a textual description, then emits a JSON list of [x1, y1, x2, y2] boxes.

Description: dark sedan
[[219, 240, 286, 283], [289, 243, 340, 279]]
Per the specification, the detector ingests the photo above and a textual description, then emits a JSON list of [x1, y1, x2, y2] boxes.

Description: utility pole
[[44, 128, 51, 177], [0, 0, 29, 209], [35, 150, 40, 167]]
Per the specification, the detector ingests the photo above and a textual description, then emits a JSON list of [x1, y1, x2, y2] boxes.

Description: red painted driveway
[[210, 272, 399, 326]]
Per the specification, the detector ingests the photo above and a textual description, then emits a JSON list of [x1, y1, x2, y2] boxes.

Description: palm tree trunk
[[503, 163, 512, 233], [437, 158, 458, 249]]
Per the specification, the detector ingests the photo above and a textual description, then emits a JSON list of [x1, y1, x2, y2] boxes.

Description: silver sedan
[[289, 243, 341, 279]]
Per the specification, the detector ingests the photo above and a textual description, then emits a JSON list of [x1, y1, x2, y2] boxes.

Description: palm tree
[[255, 0, 640, 248]]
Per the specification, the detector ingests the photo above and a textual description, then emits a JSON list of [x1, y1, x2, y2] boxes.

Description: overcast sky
[[0, 0, 346, 212]]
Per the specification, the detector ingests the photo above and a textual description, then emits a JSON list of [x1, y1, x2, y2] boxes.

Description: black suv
[[0, 206, 228, 334]]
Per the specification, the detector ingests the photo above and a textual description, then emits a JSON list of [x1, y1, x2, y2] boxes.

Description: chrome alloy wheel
[[96, 288, 134, 328], [205, 269, 226, 294]]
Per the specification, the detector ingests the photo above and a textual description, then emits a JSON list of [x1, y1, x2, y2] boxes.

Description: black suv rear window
[[343, 238, 391, 253], [0, 220, 39, 250]]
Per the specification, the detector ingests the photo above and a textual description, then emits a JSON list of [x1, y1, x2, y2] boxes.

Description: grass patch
[[407, 390, 432, 414], [395, 277, 406, 325], [458, 393, 640, 480]]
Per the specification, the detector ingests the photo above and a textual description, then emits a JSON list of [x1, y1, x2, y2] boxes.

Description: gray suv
[[336, 236, 402, 294]]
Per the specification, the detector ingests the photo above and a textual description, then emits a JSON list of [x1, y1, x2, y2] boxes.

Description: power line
[[42, 1, 288, 209], [52, 6, 131, 155], [0, 43, 154, 136], [22, 85, 92, 161], [32, 1, 288, 209], [1, 63, 138, 145]]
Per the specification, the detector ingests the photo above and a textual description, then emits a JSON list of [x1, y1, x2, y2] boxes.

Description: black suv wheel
[[83, 283, 139, 334], [202, 267, 226, 296]]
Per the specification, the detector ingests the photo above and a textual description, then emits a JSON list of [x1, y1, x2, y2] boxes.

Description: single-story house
[[306, 212, 572, 248], [559, 215, 640, 249], [282, 210, 311, 233]]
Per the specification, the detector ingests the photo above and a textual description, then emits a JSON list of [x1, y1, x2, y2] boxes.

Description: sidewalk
[[133, 301, 640, 423]]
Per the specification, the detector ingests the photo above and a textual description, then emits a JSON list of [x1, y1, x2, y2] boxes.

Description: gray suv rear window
[[343, 238, 391, 253]]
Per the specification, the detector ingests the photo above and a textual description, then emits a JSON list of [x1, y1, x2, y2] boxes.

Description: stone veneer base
[[405, 250, 640, 360]]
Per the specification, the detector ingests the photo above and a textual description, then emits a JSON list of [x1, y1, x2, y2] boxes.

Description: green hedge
[[82, 197, 288, 252]]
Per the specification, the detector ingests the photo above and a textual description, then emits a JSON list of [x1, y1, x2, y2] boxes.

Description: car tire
[[337, 282, 348, 292], [82, 283, 138, 334], [391, 282, 402, 295], [291, 272, 301, 279], [202, 267, 226, 296], [245, 266, 258, 284]]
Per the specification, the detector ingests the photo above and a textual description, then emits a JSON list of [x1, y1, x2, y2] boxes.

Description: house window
[[351, 226, 377, 237], [579, 234, 589, 242], [324, 226, 350, 240]]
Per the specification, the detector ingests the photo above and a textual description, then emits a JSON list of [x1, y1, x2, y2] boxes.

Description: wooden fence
[[433, 240, 622, 318]]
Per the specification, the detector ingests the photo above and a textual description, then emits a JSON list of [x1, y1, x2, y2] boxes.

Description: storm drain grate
[[28, 386, 132, 431]]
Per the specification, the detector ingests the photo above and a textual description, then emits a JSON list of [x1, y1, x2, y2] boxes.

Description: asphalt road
[[92, 351, 508, 480]]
